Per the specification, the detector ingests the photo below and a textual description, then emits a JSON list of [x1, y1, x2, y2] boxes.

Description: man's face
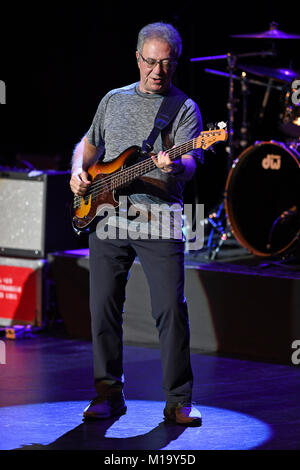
[[136, 39, 177, 94]]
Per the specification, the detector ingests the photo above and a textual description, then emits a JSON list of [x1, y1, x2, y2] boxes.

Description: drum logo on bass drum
[[262, 154, 281, 170]]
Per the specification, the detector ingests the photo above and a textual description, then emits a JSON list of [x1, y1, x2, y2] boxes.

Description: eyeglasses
[[139, 54, 177, 70]]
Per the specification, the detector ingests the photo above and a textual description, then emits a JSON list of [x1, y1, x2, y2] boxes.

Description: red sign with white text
[[0, 265, 37, 324]]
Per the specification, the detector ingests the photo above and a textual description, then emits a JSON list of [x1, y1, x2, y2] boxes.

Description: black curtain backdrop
[[1, 1, 299, 213]]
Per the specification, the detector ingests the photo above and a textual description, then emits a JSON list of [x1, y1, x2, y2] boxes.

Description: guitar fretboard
[[111, 137, 197, 189]]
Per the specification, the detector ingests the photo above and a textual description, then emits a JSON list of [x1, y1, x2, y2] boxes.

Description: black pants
[[88, 231, 194, 404]]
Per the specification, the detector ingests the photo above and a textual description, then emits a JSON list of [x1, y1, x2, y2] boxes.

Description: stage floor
[[0, 333, 300, 451]]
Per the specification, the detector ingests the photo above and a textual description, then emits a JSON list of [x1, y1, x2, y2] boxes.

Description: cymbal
[[231, 22, 300, 39], [239, 65, 299, 82]]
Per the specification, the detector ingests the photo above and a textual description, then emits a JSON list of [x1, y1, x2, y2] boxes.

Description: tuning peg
[[217, 121, 227, 129], [207, 123, 214, 130]]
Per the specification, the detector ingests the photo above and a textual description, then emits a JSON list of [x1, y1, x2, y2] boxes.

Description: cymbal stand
[[191, 50, 276, 258], [240, 73, 250, 149], [258, 78, 274, 121], [226, 53, 236, 165], [206, 51, 274, 259], [206, 52, 237, 259]]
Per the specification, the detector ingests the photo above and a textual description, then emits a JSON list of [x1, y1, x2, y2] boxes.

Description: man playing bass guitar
[[70, 22, 203, 425]]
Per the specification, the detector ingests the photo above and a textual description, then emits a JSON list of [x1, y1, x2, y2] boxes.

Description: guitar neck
[[117, 137, 197, 186], [151, 137, 196, 167]]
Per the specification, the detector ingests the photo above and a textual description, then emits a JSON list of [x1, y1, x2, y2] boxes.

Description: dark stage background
[[0, 1, 299, 213]]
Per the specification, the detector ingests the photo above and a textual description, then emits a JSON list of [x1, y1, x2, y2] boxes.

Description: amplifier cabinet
[[0, 169, 77, 258]]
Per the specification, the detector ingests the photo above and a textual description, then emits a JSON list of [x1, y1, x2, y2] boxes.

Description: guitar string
[[73, 139, 196, 208], [89, 130, 222, 195], [93, 139, 194, 191], [95, 140, 194, 191], [73, 132, 221, 208]]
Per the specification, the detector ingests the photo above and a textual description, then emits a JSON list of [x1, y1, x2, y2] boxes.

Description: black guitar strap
[[141, 86, 188, 154]]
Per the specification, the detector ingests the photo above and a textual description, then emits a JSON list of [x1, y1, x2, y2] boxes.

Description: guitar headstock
[[196, 122, 228, 150]]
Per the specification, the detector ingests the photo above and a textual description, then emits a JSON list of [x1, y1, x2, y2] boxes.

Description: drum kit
[[191, 22, 300, 260]]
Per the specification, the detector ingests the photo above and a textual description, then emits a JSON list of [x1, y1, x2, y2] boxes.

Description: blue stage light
[[0, 400, 272, 450]]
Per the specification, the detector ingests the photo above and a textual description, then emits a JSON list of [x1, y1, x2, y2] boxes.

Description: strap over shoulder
[[142, 86, 188, 154]]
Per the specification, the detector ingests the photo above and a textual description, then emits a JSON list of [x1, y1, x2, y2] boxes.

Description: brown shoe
[[164, 403, 202, 426], [83, 382, 126, 420]]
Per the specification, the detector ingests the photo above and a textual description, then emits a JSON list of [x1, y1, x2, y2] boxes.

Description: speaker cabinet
[[0, 169, 78, 258]]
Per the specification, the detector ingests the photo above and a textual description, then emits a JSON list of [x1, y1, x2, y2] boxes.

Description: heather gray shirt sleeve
[[85, 92, 109, 153]]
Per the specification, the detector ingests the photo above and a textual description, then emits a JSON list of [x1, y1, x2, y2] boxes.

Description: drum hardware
[[279, 84, 300, 138], [205, 202, 233, 260], [236, 66, 299, 132], [288, 138, 300, 152], [205, 67, 284, 137], [206, 53, 236, 258], [191, 23, 300, 259], [237, 65, 300, 134], [190, 50, 276, 63], [224, 141, 300, 258], [239, 72, 251, 149], [230, 21, 300, 40], [230, 22, 300, 142], [258, 78, 274, 121], [191, 49, 277, 164], [191, 50, 277, 258], [267, 206, 298, 252], [205, 68, 283, 90], [237, 65, 299, 83]]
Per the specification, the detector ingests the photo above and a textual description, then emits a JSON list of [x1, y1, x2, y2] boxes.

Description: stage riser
[[49, 253, 300, 364]]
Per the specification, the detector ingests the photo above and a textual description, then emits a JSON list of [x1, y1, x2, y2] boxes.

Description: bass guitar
[[71, 125, 227, 233]]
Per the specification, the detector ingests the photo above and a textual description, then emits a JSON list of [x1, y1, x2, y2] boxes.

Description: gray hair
[[136, 22, 182, 59]]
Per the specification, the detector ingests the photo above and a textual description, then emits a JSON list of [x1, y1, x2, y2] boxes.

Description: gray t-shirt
[[86, 82, 203, 238]]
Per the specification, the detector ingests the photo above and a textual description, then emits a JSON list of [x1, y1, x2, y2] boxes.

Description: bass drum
[[225, 141, 300, 257]]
